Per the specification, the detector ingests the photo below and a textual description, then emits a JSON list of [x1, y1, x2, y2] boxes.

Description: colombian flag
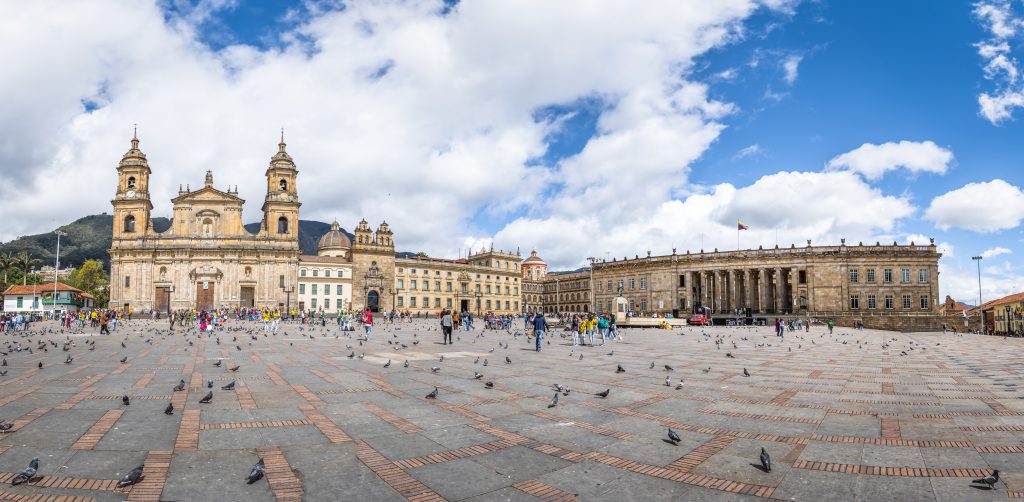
[[738, 219, 749, 231]]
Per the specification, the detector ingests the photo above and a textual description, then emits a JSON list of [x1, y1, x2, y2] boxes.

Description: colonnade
[[687, 267, 802, 314]]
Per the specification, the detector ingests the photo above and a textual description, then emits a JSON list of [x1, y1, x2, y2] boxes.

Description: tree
[[69, 259, 109, 307], [0, 252, 14, 286], [14, 251, 40, 285]]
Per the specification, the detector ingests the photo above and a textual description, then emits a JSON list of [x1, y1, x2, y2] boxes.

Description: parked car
[[687, 314, 710, 326]]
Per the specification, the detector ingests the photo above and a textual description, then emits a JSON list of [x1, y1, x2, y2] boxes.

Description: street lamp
[[282, 286, 294, 320], [52, 230, 66, 316], [972, 255, 983, 333], [474, 290, 483, 316]]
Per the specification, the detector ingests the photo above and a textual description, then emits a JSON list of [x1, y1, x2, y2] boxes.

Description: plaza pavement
[[0, 318, 1020, 501]]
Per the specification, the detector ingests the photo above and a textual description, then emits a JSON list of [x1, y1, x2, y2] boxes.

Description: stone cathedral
[[108, 132, 301, 312]]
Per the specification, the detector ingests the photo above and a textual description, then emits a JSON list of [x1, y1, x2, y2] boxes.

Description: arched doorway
[[367, 290, 380, 312]]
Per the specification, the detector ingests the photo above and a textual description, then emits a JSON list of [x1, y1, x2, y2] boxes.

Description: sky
[[2, 0, 1023, 303]]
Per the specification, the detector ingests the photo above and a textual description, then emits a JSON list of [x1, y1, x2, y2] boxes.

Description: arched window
[[202, 218, 213, 237], [279, 179, 288, 191], [277, 217, 288, 234], [127, 176, 136, 189], [123, 215, 136, 233]]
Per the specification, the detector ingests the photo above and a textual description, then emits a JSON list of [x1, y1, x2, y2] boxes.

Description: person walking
[[532, 312, 547, 351], [363, 308, 373, 338], [441, 309, 453, 345], [99, 311, 110, 335]]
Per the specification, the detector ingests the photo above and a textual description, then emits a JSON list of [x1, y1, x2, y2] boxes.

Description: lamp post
[[587, 257, 597, 313], [474, 291, 483, 316], [52, 230, 66, 316], [972, 255, 983, 333], [282, 286, 294, 320]]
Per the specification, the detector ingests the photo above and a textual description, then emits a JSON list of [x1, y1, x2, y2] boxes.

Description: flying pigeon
[[971, 470, 999, 489], [667, 428, 681, 445], [595, 389, 610, 398], [246, 458, 265, 484], [616, 365, 625, 373], [122, 395, 130, 406], [199, 391, 213, 403], [11, 458, 38, 485], [760, 448, 771, 472], [117, 465, 145, 488], [425, 387, 439, 399], [173, 380, 186, 392], [221, 381, 235, 390], [164, 402, 174, 415]]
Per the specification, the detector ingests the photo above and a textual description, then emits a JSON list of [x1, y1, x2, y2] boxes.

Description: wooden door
[[196, 282, 214, 311], [240, 286, 255, 307], [155, 287, 169, 312]]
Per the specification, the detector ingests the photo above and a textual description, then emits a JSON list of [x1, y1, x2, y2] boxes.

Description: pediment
[[172, 186, 244, 204]]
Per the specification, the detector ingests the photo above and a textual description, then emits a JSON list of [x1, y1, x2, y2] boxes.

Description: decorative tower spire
[[131, 124, 139, 150], [279, 127, 286, 153], [204, 170, 213, 188]]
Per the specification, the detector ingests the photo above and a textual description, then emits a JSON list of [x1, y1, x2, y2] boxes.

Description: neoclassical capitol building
[[108, 135, 942, 330]]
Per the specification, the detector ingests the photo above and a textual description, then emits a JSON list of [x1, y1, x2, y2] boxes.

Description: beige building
[[108, 132, 300, 312], [394, 248, 522, 315], [350, 219, 396, 313], [296, 221, 354, 313]]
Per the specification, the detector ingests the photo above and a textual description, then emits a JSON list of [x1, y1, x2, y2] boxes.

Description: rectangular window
[[475, 284, 481, 293], [311, 284, 318, 295], [434, 298, 441, 308], [300, 269, 307, 277], [867, 295, 877, 309], [901, 268, 910, 283], [325, 270, 331, 277], [849, 269, 858, 283], [279, 275, 285, 288], [446, 298, 452, 308], [629, 278, 636, 290], [920, 295, 929, 309], [505, 286, 510, 295], [608, 280, 614, 291], [299, 284, 305, 294], [337, 285, 343, 296], [505, 301, 510, 310], [410, 297, 417, 307], [850, 295, 860, 309], [486, 285, 492, 294], [311, 298, 317, 309], [411, 280, 417, 290], [32, 297, 39, 308], [799, 270, 807, 284], [446, 282, 452, 292], [883, 269, 893, 283], [435, 281, 440, 292], [866, 269, 875, 283], [397, 296, 404, 306], [486, 300, 492, 309], [422, 281, 429, 291], [422, 296, 428, 307], [312, 269, 318, 277], [125, 276, 131, 287], [598, 282, 603, 292], [324, 285, 330, 295], [885, 295, 894, 309], [514, 287, 519, 295], [679, 275, 686, 287], [398, 279, 404, 289], [902, 295, 912, 309], [514, 301, 519, 310], [639, 278, 647, 290], [918, 269, 928, 283], [16, 296, 23, 308]]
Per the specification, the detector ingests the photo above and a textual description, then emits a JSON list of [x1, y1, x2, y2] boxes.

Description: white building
[[2, 282, 95, 313], [296, 221, 354, 313]]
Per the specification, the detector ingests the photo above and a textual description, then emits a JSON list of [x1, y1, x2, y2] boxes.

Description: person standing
[[532, 312, 547, 351], [441, 309, 453, 345], [363, 308, 373, 338], [99, 311, 110, 335]]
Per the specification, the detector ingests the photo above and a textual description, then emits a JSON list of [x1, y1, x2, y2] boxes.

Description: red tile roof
[[984, 292, 1024, 309], [3, 282, 82, 296]]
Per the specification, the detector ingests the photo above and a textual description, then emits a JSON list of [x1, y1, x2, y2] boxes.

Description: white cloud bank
[[924, 179, 1024, 232], [973, 1, 1024, 124], [825, 140, 953, 180]]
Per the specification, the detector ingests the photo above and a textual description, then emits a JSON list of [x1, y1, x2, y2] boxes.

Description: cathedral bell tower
[[261, 130, 301, 240], [111, 127, 153, 240]]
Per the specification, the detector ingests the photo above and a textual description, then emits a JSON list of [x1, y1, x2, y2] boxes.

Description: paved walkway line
[[512, 479, 578, 501], [667, 435, 737, 472], [354, 440, 445, 501], [174, 409, 201, 451], [256, 447, 304, 502], [125, 450, 172, 502], [71, 409, 124, 450]]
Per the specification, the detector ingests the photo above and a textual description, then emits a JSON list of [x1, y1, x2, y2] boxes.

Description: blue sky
[[3, 0, 1024, 301]]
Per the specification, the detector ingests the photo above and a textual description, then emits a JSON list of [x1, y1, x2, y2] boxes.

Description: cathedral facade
[[108, 133, 301, 312]]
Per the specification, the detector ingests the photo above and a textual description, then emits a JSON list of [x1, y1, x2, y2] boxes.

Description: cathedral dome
[[523, 250, 546, 265], [318, 221, 351, 253]]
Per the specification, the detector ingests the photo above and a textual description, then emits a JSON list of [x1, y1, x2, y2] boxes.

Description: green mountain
[[0, 214, 346, 267]]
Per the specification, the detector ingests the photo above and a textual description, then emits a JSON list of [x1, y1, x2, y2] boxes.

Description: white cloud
[[939, 258, 1024, 304], [924, 179, 1024, 232], [734, 143, 762, 159], [825, 140, 954, 180], [973, 1, 1024, 124], [982, 246, 1012, 258], [782, 54, 802, 84], [937, 242, 956, 259], [495, 170, 916, 268], [0, 0, 791, 253]]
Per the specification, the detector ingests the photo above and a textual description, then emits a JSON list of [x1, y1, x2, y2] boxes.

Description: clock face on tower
[[126, 190, 136, 198]]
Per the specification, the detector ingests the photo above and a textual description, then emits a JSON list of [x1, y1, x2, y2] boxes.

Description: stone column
[[744, 269, 753, 312], [731, 270, 741, 314], [774, 267, 784, 313], [757, 268, 766, 314], [716, 270, 725, 313]]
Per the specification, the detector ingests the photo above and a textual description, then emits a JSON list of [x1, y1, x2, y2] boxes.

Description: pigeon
[[702, 367, 711, 374], [173, 379, 186, 392], [505, 356, 512, 365], [665, 376, 671, 387], [431, 367, 441, 373], [117, 465, 145, 488], [667, 428, 681, 445], [616, 365, 625, 373], [664, 365, 674, 371], [120, 357, 128, 363], [246, 458, 265, 484], [213, 360, 222, 367], [548, 392, 559, 408], [675, 383, 684, 390], [228, 364, 240, 372], [485, 381, 494, 389], [439, 355, 444, 362], [742, 368, 751, 377], [208, 380, 214, 388], [11, 458, 38, 485], [760, 448, 771, 472], [221, 381, 235, 390], [403, 360, 409, 368], [650, 362, 655, 369], [971, 470, 999, 489], [122, 395, 130, 406], [381, 359, 391, 368], [1, 359, 5, 366], [0, 370, 5, 377], [474, 372, 483, 379], [595, 389, 610, 398], [483, 359, 488, 366], [425, 387, 439, 399], [0, 422, 14, 432], [64, 354, 73, 364], [199, 391, 213, 403], [37, 362, 43, 369], [164, 402, 174, 415], [347, 352, 355, 359]]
